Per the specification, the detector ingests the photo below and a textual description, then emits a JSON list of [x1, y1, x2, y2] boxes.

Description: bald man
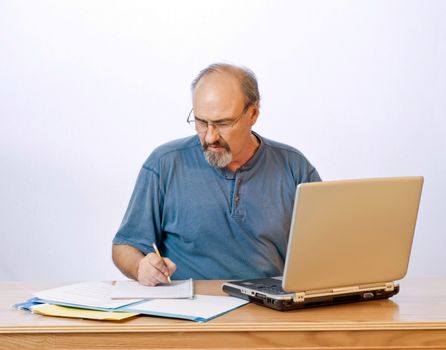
[[112, 63, 321, 286]]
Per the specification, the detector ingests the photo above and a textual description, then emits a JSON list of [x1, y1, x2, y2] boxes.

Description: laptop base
[[222, 279, 400, 311]]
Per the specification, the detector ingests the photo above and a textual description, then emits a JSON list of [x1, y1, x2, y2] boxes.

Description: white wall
[[1, 0, 445, 281]]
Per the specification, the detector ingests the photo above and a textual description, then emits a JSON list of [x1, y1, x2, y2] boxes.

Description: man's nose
[[205, 124, 219, 144]]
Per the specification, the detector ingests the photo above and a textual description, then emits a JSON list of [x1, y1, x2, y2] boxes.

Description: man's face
[[192, 73, 258, 169]]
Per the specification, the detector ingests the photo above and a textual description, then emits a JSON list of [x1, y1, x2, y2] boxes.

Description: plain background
[[1, 0, 445, 281]]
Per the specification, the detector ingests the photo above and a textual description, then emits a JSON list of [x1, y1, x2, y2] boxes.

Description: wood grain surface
[[1, 279, 446, 349]]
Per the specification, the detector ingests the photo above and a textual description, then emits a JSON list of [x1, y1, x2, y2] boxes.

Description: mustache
[[203, 140, 231, 151]]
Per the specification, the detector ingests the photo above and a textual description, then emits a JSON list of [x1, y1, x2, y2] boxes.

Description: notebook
[[110, 279, 194, 299], [223, 176, 423, 311]]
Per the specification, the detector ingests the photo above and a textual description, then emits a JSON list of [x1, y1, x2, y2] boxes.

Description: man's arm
[[112, 244, 144, 281], [112, 244, 176, 286]]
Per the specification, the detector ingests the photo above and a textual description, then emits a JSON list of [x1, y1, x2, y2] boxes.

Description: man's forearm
[[112, 244, 144, 280]]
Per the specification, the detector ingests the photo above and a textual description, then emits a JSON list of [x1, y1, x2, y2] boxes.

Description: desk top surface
[[1, 278, 446, 333]]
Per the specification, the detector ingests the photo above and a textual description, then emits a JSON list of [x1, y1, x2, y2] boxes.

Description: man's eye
[[214, 122, 230, 128], [196, 120, 208, 126]]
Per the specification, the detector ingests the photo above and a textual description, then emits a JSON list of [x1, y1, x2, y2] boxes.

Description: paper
[[26, 281, 248, 323], [121, 294, 249, 322], [111, 279, 194, 299], [31, 304, 139, 321], [33, 281, 142, 310]]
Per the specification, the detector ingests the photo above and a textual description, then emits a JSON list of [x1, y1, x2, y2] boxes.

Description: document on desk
[[110, 279, 194, 299], [31, 304, 139, 321], [120, 294, 249, 322], [33, 282, 142, 310]]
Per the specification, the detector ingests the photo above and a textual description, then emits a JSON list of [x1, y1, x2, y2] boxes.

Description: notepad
[[121, 294, 249, 322], [33, 281, 142, 310], [110, 279, 194, 299]]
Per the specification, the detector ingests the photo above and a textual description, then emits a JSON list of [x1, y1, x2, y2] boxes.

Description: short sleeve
[[112, 166, 163, 254], [306, 166, 322, 183]]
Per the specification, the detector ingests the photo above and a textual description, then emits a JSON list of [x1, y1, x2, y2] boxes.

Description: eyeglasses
[[187, 105, 250, 134]]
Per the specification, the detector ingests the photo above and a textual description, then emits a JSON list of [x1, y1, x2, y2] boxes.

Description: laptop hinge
[[292, 282, 396, 302], [292, 292, 306, 303], [331, 282, 396, 294], [331, 285, 360, 294], [384, 282, 395, 291]]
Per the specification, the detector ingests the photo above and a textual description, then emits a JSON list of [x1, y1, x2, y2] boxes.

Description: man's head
[[190, 63, 261, 169]]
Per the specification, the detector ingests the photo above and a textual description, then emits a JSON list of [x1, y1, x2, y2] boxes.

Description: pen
[[152, 242, 172, 283]]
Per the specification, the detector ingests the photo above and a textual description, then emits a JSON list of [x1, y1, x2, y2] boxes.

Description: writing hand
[[137, 253, 176, 286]]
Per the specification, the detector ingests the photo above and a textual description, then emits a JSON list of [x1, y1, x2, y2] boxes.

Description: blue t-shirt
[[113, 133, 321, 280]]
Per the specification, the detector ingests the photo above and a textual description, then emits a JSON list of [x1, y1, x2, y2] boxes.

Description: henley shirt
[[113, 132, 321, 280]]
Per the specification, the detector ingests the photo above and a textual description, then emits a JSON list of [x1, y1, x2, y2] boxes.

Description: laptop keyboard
[[240, 279, 292, 295], [256, 284, 290, 295]]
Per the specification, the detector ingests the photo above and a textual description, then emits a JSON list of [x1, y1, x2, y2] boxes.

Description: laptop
[[222, 176, 423, 311]]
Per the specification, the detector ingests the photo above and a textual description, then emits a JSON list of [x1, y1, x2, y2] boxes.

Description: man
[[112, 63, 321, 286]]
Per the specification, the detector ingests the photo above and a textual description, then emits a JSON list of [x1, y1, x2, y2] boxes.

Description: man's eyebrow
[[194, 115, 233, 123]]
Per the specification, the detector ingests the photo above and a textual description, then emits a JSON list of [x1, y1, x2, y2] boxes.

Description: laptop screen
[[282, 176, 423, 293]]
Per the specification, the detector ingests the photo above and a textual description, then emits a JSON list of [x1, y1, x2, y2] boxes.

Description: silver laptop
[[222, 176, 423, 311]]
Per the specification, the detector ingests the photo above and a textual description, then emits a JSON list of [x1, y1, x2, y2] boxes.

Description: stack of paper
[[14, 280, 249, 322], [33, 281, 142, 310], [14, 281, 142, 321]]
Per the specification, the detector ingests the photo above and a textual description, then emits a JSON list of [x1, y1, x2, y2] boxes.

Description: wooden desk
[[1, 279, 446, 350]]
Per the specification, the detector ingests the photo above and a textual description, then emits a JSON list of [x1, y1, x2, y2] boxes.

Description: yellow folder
[[32, 304, 139, 321]]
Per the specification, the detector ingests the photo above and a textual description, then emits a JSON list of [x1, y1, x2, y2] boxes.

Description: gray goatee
[[203, 141, 232, 168]]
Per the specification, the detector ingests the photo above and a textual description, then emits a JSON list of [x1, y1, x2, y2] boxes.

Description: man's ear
[[249, 102, 260, 125]]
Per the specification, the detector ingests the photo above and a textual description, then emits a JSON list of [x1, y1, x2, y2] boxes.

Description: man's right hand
[[137, 253, 177, 286]]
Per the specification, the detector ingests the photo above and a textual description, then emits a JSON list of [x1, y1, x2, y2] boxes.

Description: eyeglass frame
[[186, 103, 251, 134]]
